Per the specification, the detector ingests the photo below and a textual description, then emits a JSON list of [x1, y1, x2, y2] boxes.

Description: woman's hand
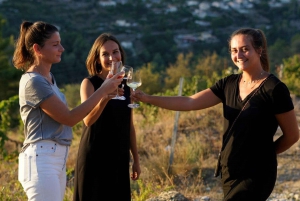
[[131, 89, 148, 103], [100, 71, 124, 95], [107, 87, 124, 100], [131, 161, 141, 181]]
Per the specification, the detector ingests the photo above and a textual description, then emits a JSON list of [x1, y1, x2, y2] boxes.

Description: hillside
[[0, 0, 300, 85]]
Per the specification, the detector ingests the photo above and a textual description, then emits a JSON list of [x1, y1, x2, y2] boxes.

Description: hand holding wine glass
[[126, 68, 142, 108], [100, 71, 124, 96]]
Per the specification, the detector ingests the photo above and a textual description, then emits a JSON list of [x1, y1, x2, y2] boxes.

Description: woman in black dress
[[131, 28, 299, 200], [73, 33, 141, 201]]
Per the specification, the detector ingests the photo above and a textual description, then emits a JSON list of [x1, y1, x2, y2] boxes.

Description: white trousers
[[18, 140, 69, 201]]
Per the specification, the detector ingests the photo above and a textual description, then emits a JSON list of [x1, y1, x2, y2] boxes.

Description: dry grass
[[129, 105, 225, 200]]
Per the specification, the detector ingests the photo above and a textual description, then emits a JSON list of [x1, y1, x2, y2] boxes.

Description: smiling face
[[230, 34, 261, 71], [98, 40, 122, 75], [38, 31, 64, 64]]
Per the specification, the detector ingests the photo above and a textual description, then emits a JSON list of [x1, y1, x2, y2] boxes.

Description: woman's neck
[[97, 70, 109, 80], [28, 65, 52, 82]]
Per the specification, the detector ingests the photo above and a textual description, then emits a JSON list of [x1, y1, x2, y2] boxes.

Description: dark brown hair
[[86, 33, 125, 76], [228, 28, 270, 72], [12, 21, 59, 71]]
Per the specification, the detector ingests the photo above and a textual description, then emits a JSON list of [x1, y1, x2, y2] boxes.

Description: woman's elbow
[[64, 121, 78, 127], [61, 117, 82, 127], [293, 131, 300, 143], [288, 130, 300, 145], [83, 119, 93, 127]]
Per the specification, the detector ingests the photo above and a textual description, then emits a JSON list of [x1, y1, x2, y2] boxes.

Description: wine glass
[[117, 65, 131, 100], [126, 68, 142, 108], [110, 61, 124, 100]]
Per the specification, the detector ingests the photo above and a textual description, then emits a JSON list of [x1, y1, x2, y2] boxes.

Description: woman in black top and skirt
[[73, 33, 141, 201], [131, 28, 299, 201]]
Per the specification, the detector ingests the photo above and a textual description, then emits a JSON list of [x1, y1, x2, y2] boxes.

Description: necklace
[[242, 71, 264, 89], [34, 65, 52, 81]]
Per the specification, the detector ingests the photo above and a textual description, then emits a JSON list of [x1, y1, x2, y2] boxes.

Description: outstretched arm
[[131, 88, 221, 111]]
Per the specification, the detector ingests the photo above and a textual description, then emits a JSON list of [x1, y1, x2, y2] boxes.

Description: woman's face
[[230, 34, 261, 71], [98, 40, 122, 73], [39, 31, 64, 64]]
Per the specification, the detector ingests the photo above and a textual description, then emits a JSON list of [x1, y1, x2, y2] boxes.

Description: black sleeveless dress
[[73, 75, 132, 201]]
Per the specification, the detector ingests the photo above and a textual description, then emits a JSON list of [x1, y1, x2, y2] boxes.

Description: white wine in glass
[[126, 68, 142, 108]]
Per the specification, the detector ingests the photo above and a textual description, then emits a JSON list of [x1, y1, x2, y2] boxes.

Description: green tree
[[53, 32, 89, 85], [194, 51, 226, 77], [164, 52, 193, 90], [139, 63, 162, 95], [0, 16, 22, 101], [268, 38, 290, 72], [0, 95, 22, 157], [291, 33, 300, 54], [282, 54, 300, 96]]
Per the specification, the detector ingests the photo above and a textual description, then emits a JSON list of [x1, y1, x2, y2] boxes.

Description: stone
[[146, 191, 190, 201]]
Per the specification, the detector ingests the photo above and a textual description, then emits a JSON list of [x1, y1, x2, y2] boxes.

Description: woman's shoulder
[[264, 73, 284, 87], [87, 75, 104, 90], [21, 72, 49, 86], [225, 73, 240, 81], [263, 73, 291, 93], [215, 73, 240, 86], [88, 75, 103, 82], [210, 73, 240, 95], [265, 73, 280, 83]]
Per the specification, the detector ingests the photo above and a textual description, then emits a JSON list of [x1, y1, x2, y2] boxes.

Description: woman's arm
[[274, 109, 299, 154], [80, 78, 109, 126], [40, 72, 123, 127], [129, 110, 141, 180], [132, 88, 221, 111]]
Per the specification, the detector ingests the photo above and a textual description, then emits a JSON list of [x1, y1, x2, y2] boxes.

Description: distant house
[[186, 0, 198, 6], [180, 35, 199, 43], [193, 2, 221, 18], [98, 1, 116, 6], [195, 20, 210, 27], [165, 5, 178, 13], [211, 1, 230, 10], [199, 2, 210, 10], [228, 0, 253, 13], [121, 41, 133, 49], [199, 31, 218, 43], [174, 31, 218, 48], [174, 34, 199, 48], [115, 20, 131, 27], [192, 9, 207, 19]]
